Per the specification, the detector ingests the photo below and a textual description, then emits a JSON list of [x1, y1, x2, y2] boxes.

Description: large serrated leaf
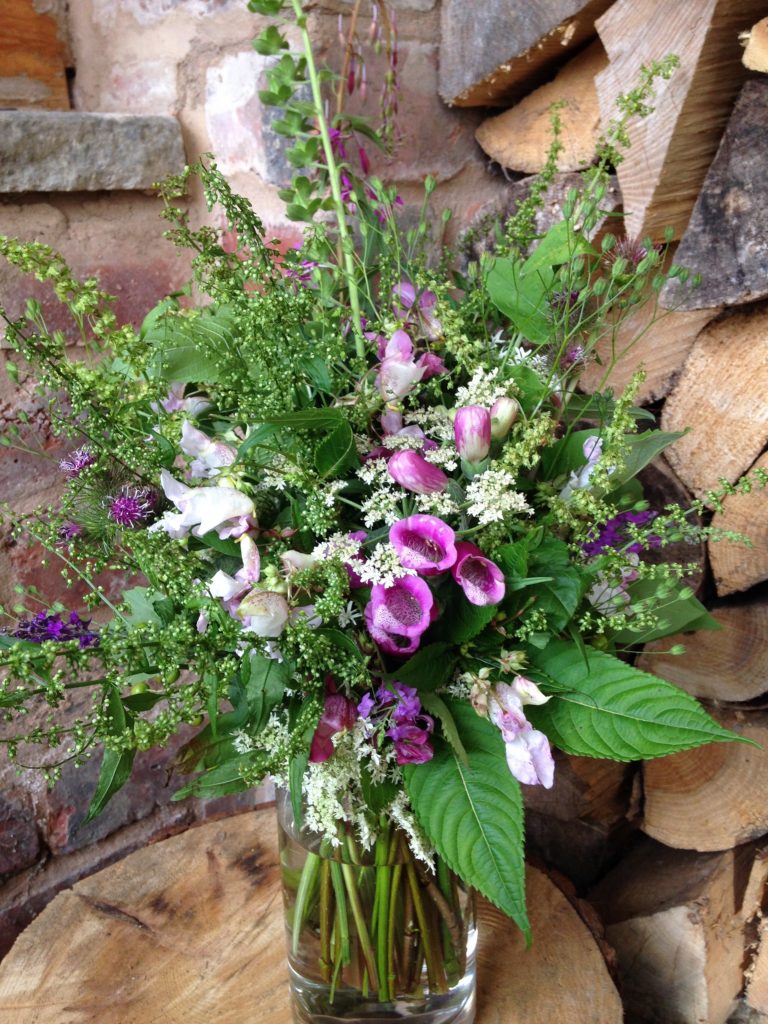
[[404, 703, 528, 937], [527, 640, 744, 761]]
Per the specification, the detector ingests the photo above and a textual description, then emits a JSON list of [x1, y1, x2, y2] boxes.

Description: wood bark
[[590, 837, 768, 1024], [475, 40, 608, 174], [638, 600, 768, 703], [661, 306, 768, 501], [642, 708, 768, 852], [0, 809, 623, 1023], [709, 453, 768, 597], [594, 0, 763, 243]]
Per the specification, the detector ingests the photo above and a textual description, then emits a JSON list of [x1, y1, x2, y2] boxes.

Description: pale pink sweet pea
[[560, 435, 604, 501], [150, 470, 255, 539], [451, 541, 505, 606], [388, 451, 448, 494], [487, 680, 554, 788], [417, 351, 448, 380], [180, 420, 237, 479], [237, 589, 290, 638], [392, 281, 442, 340], [390, 515, 457, 576], [454, 405, 491, 463]]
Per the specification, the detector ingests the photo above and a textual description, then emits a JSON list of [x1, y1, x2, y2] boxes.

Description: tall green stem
[[290, 0, 366, 361]]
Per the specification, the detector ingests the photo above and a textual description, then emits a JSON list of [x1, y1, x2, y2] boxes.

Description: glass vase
[[276, 789, 477, 1024]]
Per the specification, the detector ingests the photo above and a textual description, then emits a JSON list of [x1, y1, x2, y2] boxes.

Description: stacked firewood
[[442, 3, 768, 1021]]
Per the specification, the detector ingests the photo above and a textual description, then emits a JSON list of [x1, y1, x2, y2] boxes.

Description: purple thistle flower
[[108, 487, 157, 528], [562, 343, 586, 369], [582, 510, 660, 558], [13, 611, 99, 648], [550, 289, 581, 311], [57, 521, 83, 544], [59, 446, 96, 478], [390, 515, 457, 576]]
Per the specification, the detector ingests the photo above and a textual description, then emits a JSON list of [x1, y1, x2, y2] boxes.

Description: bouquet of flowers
[[0, 3, 753, 1020]]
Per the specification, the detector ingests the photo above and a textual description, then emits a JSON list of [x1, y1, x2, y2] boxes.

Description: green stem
[[329, 860, 351, 967], [341, 862, 380, 991], [292, 850, 321, 956], [387, 864, 403, 996], [406, 858, 445, 994], [375, 865, 392, 1002], [319, 859, 332, 981], [290, 0, 366, 361]]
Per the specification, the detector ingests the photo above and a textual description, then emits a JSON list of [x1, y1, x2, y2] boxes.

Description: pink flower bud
[[454, 405, 491, 463], [387, 451, 449, 494], [490, 397, 520, 440]]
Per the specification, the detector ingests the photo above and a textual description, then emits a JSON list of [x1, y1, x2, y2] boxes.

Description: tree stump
[[0, 809, 622, 1023]]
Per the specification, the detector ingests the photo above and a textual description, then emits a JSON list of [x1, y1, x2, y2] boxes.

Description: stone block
[[439, 0, 613, 107], [662, 80, 768, 311], [0, 111, 186, 192]]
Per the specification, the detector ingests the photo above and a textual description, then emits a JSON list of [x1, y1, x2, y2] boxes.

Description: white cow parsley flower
[[455, 367, 509, 409], [465, 469, 532, 525], [356, 543, 416, 587]]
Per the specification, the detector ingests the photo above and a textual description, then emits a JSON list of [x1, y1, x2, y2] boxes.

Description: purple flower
[[13, 611, 99, 648], [365, 576, 434, 655], [417, 351, 448, 380], [360, 681, 434, 765], [59, 446, 95, 478], [108, 487, 157, 528], [451, 541, 505, 606], [387, 451, 448, 495], [387, 722, 434, 764], [392, 281, 442, 340], [454, 405, 491, 463], [562, 344, 586, 368], [57, 521, 83, 544], [550, 289, 581, 311], [582, 509, 659, 558], [390, 515, 457, 576]]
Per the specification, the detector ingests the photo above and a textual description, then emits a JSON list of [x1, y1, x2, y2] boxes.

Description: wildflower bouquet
[[0, 2, 749, 1020]]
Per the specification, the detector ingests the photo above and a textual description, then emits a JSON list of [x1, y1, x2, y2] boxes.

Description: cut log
[[523, 752, 637, 888], [638, 600, 768, 703], [594, 0, 763, 243], [747, 918, 768, 1016], [590, 836, 768, 1024], [710, 453, 768, 597], [439, 0, 613, 108], [475, 40, 608, 174], [578, 284, 720, 405], [742, 17, 768, 71], [0, 809, 623, 1023], [642, 707, 768, 851], [0, 0, 71, 111], [661, 306, 768, 501], [661, 81, 768, 311]]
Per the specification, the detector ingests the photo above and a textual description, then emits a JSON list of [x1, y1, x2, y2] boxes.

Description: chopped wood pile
[[444, 2, 768, 1021]]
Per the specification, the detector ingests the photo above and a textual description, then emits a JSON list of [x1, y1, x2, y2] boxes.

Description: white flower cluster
[[406, 407, 454, 442], [465, 468, 533, 525], [312, 532, 363, 563], [361, 487, 408, 528], [415, 491, 459, 517], [507, 341, 551, 380], [387, 792, 435, 870], [424, 447, 458, 472], [357, 457, 391, 487], [455, 367, 509, 409], [356, 542, 416, 587], [232, 729, 256, 754], [259, 711, 292, 786], [321, 480, 346, 508], [382, 433, 425, 451]]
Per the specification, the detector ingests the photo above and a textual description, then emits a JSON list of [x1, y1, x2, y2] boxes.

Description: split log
[[661, 305, 768, 501], [709, 453, 768, 597], [747, 918, 768, 1016], [523, 752, 637, 889], [0, 809, 623, 1024], [439, 0, 613, 108], [590, 836, 768, 1024], [642, 707, 768, 851], [661, 81, 768, 311], [742, 17, 768, 71], [475, 40, 608, 174], [594, 0, 763, 243], [638, 600, 768, 703]]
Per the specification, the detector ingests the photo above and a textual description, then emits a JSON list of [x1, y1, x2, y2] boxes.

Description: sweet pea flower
[[237, 589, 290, 638], [153, 383, 212, 418], [386, 722, 434, 764], [417, 351, 448, 380], [388, 451, 448, 494], [390, 515, 457, 576], [559, 436, 604, 501], [454, 405, 491, 464], [151, 469, 255, 539], [310, 679, 358, 763], [451, 541, 505, 606], [180, 420, 237, 480], [208, 535, 261, 606], [487, 679, 554, 788], [490, 397, 520, 440], [393, 281, 442, 340], [365, 576, 434, 655], [377, 333, 425, 402]]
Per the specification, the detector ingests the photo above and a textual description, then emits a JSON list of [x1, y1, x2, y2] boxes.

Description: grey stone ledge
[[0, 111, 186, 193]]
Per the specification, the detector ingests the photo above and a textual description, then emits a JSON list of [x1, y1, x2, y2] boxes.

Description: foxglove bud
[[454, 406, 491, 463], [490, 397, 520, 440], [388, 451, 448, 494]]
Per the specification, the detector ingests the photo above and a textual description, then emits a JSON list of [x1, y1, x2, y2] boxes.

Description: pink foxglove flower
[[151, 470, 255, 539], [390, 515, 457, 575], [387, 451, 448, 494], [180, 420, 237, 479], [451, 541, 505, 606], [365, 576, 434, 655], [454, 405, 491, 463]]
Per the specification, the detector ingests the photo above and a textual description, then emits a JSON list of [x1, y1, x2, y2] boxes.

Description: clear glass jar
[[276, 789, 477, 1024]]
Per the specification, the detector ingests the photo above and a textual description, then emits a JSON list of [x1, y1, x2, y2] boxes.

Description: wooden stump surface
[[0, 809, 622, 1024]]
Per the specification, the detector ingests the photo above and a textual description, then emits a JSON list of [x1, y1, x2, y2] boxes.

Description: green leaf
[[527, 640, 744, 761], [261, 409, 344, 429], [146, 307, 235, 384], [521, 222, 596, 277], [240, 652, 289, 733], [289, 750, 309, 828], [485, 257, 553, 344], [404, 703, 528, 937], [539, 429, 599, 481], [83, 748, 135, 824], [522, 566, 584, 633], [315, 420, 357, 477], [607, 581, 721, 645], [612, 430, 686, 486], [121, 587, 164, 626], [496, 539, 529, 579], [237, 423, 281, 459], [248, 0, 284, 13], [172, 760, 249, 800], [195, 531, 242, 558], [252, 25, 289, 55], [420, 692, 467, 765], [391, 642, 457, 692]]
